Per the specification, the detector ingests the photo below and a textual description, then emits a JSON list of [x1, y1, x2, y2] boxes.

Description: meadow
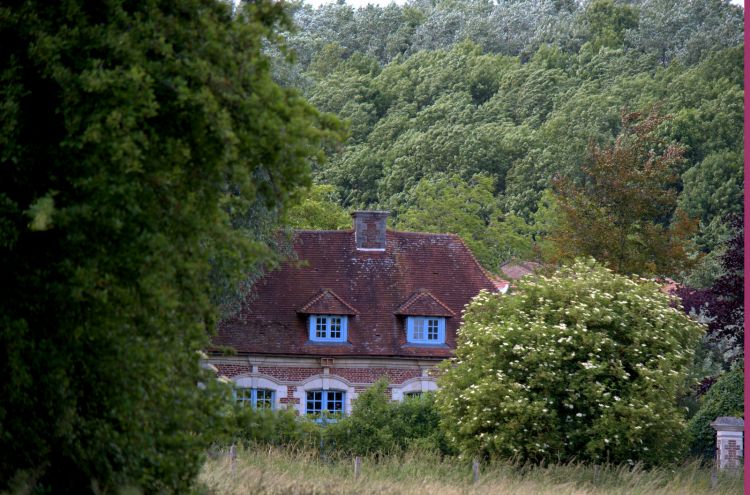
[[199, 447, 743, 495]]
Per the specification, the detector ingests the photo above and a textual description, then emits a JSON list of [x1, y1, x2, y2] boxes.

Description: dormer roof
[[395, 290, 455, 317], [298, 289, 359, 315]]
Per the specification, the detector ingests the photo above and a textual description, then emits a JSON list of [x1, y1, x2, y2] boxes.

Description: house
[[207, 211, 504, 417]]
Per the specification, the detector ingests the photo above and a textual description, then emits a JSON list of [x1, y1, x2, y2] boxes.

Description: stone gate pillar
[[710, 416, 744, 470]]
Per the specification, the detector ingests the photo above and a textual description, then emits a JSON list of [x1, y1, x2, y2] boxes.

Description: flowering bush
[[436, 259, 704, 465]]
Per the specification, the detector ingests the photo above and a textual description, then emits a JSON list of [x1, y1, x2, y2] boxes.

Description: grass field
[[199, 447, 743, 495]]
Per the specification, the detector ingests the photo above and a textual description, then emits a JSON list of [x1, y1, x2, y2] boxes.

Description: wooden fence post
[[472, 459, 480, 484], [710, 467, 718, 488], [593, 464, 600, 484], [354, 456, 362, 480], [229, 444, 237, 475]]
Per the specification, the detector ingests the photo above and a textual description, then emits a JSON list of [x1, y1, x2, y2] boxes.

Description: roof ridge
[[294, 228, 459, 238], [389, 229, 456, 237]]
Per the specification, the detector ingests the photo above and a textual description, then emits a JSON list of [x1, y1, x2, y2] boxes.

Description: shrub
[[327, 379, 451, 455], [229, 406, 322, 449], [687, 367, 744, 459], [436, 258, 704, 465]]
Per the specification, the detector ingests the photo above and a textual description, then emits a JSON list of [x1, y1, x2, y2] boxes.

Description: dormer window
[[406, 316, 445, 344], [395, 290, 454, 346], [309, 315, 348, 343]]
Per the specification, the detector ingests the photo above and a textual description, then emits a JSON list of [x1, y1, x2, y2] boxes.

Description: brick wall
[[215, 364, 250, 377], [726, 439, 739, 467], [258, 366, 320, 382], [336, 367, 421, 384], [280, 385, 300, 405]]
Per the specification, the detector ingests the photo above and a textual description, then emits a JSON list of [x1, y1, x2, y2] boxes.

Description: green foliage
[[436, 259, 705, 465], [627, 0, 743, 66], [0, 0, 339, 492], [679, 151, 743, 226], [287, 4, 742, 277], [327, 380, 451, 456], [284, 184, 351, 230], [396, 174, 535, 272], [687, 368, 744, 459], [229, 406, 322, 449], [579, 0, 639, 53], [528, 190, 565, 262]]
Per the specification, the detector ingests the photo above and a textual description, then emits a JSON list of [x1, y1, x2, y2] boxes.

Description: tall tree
[[0, 1, 339, 492], [626, 0, 743, 66], [550, 111, 697, 276], [395, 174, 534, 272], [284, 183, 351, 230], [579, 0, 638, 53], [679, 216, 744, 362]]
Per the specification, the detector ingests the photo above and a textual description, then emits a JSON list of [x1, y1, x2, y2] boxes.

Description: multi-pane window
[[406, 317, 445, 344], [234, 388, 275, 410], [329, 317, 342, 339], [427, 319, 439, 340], [315, 317, 326, 339], [306, 390, 345, 420], [254, 389, 274, 409], [403, 391, 423, 399], [309, 315, 347, 342]]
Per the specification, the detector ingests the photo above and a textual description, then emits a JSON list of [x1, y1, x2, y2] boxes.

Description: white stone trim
[[391, 376, 438, 401]]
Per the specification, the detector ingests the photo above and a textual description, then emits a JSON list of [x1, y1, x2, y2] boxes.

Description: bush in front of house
[[436, 258, 705, 465], [687, 367, 744, 459], [326, 379, 453, 456], [229, 405, 322, 449]]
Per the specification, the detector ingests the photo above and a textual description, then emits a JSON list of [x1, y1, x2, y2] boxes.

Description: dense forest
[[279, 0, 743, 286]]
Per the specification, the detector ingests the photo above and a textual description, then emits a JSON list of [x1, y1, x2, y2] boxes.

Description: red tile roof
[[395, 290, 456, 317], [500, 260, 541, 280], [299, 289, 359, 315], [212, 229, 499, 359]]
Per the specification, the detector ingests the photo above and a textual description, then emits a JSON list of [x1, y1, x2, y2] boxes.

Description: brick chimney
[[352, 211, 389, 251]]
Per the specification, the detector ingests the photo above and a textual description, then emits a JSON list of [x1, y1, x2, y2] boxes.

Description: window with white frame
[[234, 388, 275, 409], [309, 315, 348, 342], [406, 316, 445, 344], [306, 390, 345, 420], [403, 391, 423, 399]]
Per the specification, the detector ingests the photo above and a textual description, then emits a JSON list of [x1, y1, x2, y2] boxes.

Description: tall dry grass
[[199, 446, 743, 495]]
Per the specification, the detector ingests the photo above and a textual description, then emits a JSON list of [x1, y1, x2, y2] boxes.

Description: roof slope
[[500, 260, 541, 280], [213, 230, 498, 358]]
